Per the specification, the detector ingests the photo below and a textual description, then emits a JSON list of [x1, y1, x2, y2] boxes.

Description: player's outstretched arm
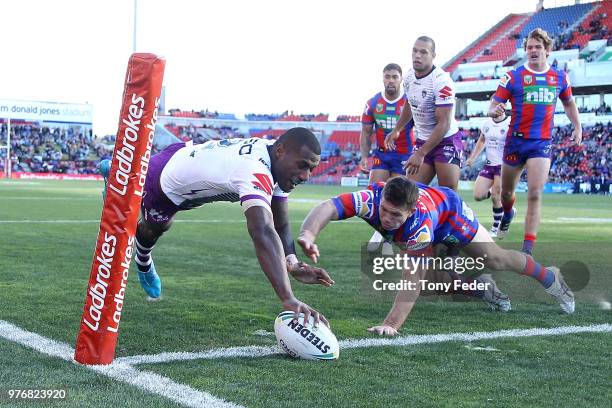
[[271, 198, 297, 260], [245, 206, 328, 326], [298, 199, 340, 263], [561, 98, 582, 146], [271, 198, 334, 287], [368, 257, 427, 336]]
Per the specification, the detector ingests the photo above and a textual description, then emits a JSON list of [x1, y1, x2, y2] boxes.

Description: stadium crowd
[[2, 119, 610, 194], [0, 123, 108, 174]]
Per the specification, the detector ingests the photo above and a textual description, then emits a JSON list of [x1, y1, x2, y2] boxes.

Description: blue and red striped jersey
[[362, 92, 415, 154], [493, 64, 572, 140]]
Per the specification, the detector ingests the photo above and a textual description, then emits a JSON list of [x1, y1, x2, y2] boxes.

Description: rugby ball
[[274, 311, 339, 360]]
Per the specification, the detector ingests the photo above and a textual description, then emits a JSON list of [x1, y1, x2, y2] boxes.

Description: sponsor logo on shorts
[[505, 153, 519, 163]]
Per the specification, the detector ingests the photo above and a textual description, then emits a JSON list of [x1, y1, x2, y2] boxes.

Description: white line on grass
[[0, 320, 243, 408], [116, 323, 612, 365]]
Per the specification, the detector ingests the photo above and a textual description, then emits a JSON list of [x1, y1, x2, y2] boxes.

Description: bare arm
[[271, 198, 296, 258], [360, 123, 374, 172], [562, 98, 582, 145], [246, 206, 294, 302], [394, 102, 414, 133], [298, 200, 339, 263], [385, 104, 413, 150], [245, 206, 328, 325], [272, 198, 335, 287], [403, 106, 451, 175], [368, 258, 427, 336], [466, 133, 486, 166]]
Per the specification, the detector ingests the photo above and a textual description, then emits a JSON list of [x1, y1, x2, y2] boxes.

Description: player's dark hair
[[383, 63, 402, 75], [382, 176, 419, 209], [276, 127, 321, 155], [416, 35, 436, 54]]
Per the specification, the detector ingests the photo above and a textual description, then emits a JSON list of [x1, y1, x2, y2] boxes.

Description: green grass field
[[0, 179, 611, 407]]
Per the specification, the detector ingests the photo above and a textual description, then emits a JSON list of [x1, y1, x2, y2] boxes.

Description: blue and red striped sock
[[502, 195, 515, 218], [521, 256, 554, 288], [522, 233, 536, 254]]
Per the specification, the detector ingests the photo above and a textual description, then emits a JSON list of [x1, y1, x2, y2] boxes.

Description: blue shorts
[[503, 137, 552, 167], [434, 188, 480, 246], [371, 149, 410, 175]]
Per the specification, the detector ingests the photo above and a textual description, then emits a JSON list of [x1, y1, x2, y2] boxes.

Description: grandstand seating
[[473, 15, 532, 63], [570, 1, 612, 48], [336, 115, 360, 122], [446, 14, 529, 73], [249, 128, 286, 138], [328, 130, 360, 150], [446, 1, 607, 76], [515, 3, 594, 48], [310, 156, 342, 177]]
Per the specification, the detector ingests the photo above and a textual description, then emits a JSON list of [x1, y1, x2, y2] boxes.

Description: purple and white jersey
[[480, 117, 509, 166], [160, 138, 288, 214], [404, 66, 459, 141]]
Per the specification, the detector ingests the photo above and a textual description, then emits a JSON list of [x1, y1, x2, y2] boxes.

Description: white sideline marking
[[0, 320, 243, 408], [555, 217, 612, 223], [116, 323, 612, 365], [117, 345, 279, 365]]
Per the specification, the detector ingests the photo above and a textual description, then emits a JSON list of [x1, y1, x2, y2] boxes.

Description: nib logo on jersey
[[523, 86, 556, 105]]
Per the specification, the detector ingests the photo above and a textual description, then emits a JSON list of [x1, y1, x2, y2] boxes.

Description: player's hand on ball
[[283, 297, 329, 327], [384, 130, 399, 151], [404, 151, 424, 175], [297, 235, 320, 263], [367, 325, 399, 336], [289, 261, 335, 287]]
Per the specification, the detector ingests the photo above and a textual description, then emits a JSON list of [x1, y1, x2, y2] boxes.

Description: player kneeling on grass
[[100, 127, 334, 325], [298, 176, 575, 336]]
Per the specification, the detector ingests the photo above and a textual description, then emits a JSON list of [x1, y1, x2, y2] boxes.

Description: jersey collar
[[415, 65, 436, 80], [523, 63, 550, 74], [382, 88, 405, 104]]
